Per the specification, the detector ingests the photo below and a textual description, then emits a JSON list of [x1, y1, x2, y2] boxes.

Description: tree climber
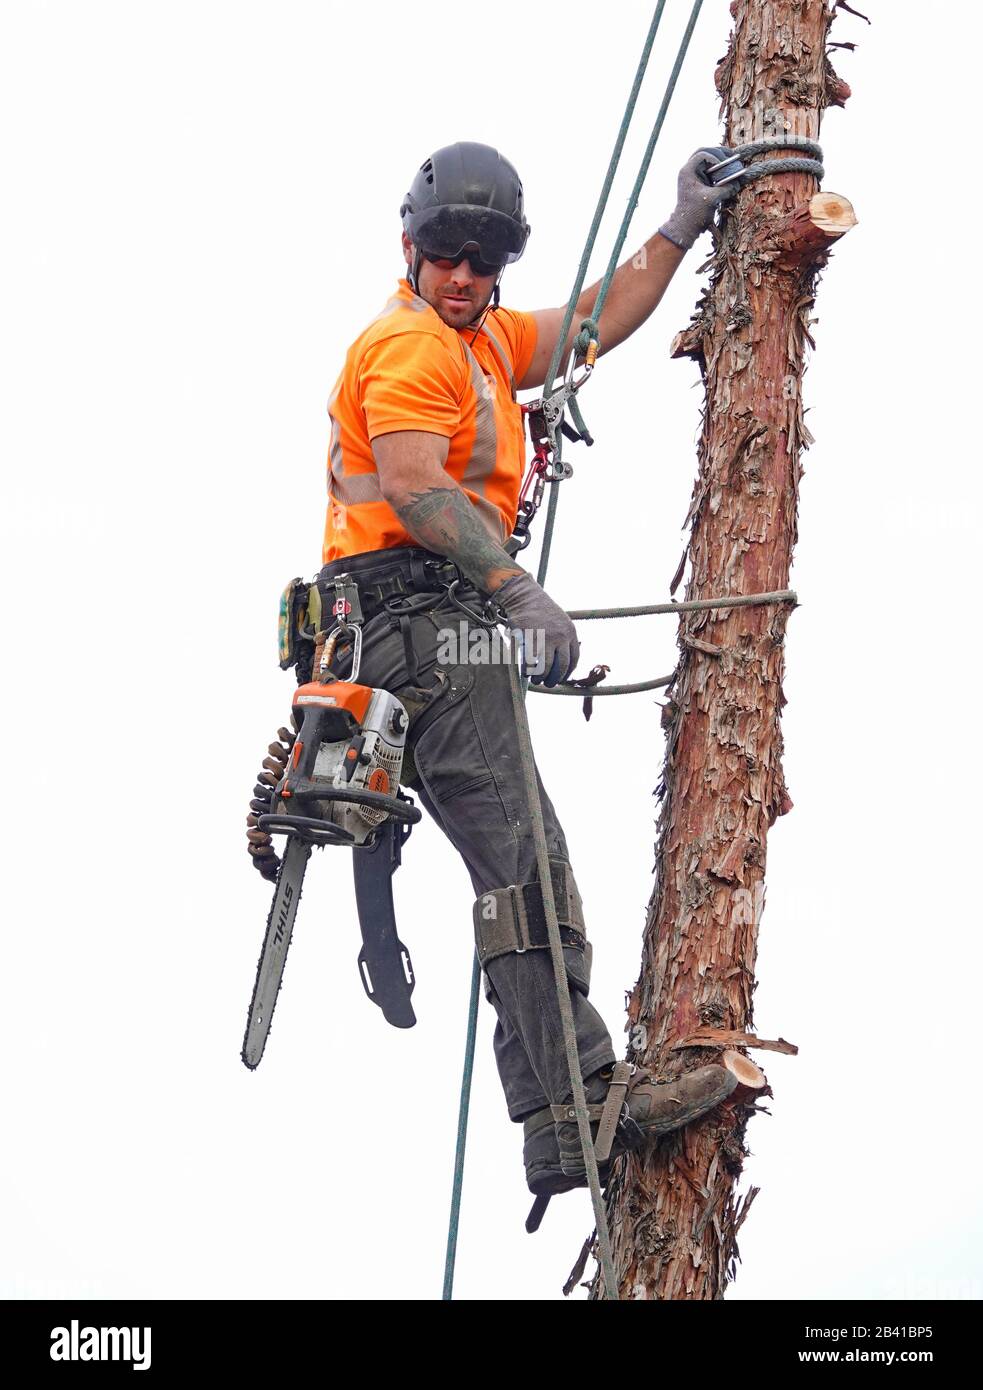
[[319, 140, 740, 1204]]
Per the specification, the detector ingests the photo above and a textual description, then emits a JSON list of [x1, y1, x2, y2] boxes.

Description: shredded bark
[[672, 1028, 798, 1055]]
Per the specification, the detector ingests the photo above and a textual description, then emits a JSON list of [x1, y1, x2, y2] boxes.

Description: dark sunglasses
[[422, 249, 504, 279]]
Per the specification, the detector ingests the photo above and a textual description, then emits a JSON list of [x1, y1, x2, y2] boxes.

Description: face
[[402, 232, 499, 329]]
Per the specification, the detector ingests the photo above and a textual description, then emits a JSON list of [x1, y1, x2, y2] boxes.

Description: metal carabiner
[[443, 578, 502, 631], [348, 621, 364, 681], [705, 165, 745, 187], [319, 617, 363, 682], [704, 151, 743, 176]]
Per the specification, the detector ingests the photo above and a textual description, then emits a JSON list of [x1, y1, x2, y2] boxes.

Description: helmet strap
[[466, 271, 504, 345]]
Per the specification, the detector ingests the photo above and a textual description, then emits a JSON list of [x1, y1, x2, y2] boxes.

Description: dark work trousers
[[319, 550, 617, 1121]]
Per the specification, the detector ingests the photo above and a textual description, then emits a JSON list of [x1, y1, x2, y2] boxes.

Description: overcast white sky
[[2, 1, 980, 1303]]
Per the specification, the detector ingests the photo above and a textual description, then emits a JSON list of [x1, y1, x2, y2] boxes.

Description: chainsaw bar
[[242, 835, 312, 1069]]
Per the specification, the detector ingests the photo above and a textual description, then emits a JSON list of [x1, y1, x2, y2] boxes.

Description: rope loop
[[709, 135, 824, 186], [732, 135, 822, 161], [574, 317, 600, 358]]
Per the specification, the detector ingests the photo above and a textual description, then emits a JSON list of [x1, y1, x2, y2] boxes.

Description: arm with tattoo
[[371, 428, 581, 684], [371, 430, 522, 594]]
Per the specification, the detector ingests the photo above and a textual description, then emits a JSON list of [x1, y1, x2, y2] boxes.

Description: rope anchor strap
[[533, 0, 708, 589], [707, 135, 824, 186]]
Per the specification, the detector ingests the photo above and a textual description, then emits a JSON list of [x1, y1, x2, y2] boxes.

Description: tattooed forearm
[[371, 430, 523, 593], [393, 485, 522, 594]]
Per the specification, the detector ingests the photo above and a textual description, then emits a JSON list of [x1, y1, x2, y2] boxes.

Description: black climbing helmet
[[400, 141, 531, 273]]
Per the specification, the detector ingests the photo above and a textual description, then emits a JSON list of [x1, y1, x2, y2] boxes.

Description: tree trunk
[[595, 0, 856, 1301]]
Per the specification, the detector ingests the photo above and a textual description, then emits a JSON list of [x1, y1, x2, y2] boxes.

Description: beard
[[425, 283, 496, 330]]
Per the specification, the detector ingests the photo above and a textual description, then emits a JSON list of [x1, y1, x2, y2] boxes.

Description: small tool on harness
[[242, 584, 422, 1069], [512, 404, 574, 553]]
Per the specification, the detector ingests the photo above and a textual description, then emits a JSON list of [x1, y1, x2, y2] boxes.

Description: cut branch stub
[[670, 191, 856, 361], [720, 1049, 768, 1098], [766, 192, 857, 266]]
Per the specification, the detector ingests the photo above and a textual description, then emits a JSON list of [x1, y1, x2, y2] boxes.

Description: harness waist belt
[[317, 547, 469, 622]]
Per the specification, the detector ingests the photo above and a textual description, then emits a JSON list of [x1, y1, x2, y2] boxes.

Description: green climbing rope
[[441, 955, 481, 1301], [538, 0, 670, 409], [537, 0, 707, 587], [574, 0, 708, 352]]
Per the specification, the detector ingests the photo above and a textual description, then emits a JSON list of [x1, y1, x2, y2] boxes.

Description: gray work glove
[[659, 146, 743, 251], [494, 571, 580, 687]]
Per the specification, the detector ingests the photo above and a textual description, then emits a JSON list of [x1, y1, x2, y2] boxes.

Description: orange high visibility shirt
[[322, 277, 538, 563]]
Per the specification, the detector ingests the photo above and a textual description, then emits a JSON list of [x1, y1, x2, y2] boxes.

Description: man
[[318, 141, 739, 1205]]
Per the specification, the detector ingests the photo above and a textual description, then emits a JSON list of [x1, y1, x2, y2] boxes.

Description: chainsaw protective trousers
[[319, 549, 617, 1120]]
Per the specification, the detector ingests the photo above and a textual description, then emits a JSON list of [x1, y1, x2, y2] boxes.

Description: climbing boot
[[553, 1062, 738, 1181]]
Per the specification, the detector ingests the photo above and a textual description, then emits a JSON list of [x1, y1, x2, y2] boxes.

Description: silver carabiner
[[707, 166, 745, 187], [704, 151, 742, 176], [346, 621, 363, 682], [319, 618, 363, 682]]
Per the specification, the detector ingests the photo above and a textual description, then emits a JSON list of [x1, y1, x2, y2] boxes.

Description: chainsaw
[[242, 608, 422, 1070]]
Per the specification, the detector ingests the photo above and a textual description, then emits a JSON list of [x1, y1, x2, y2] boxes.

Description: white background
[[2, 1, 980, 1302]]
